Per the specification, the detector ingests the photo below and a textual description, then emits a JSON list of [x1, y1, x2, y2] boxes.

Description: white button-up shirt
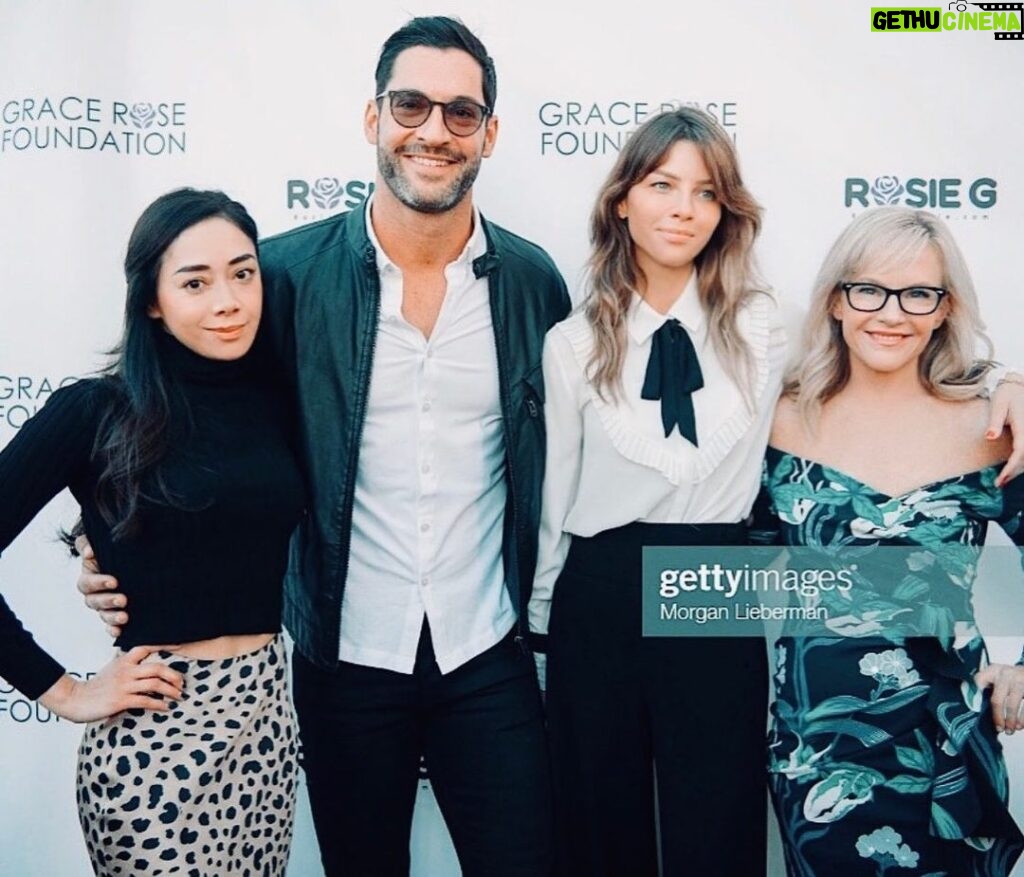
[[339, 204, 516, 674]]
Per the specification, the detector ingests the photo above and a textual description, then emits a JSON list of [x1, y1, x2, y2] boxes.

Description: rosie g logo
[[1, 96, 188, 155], [286, 176, 375, 223], [870, 4, 1023, 39], [845, 174, 997, 217]]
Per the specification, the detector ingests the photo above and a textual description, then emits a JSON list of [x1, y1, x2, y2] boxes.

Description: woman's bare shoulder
[[769, 394, 807, 452]]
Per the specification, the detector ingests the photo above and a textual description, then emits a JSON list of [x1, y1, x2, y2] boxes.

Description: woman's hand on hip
[[37, 646, 184, 723]]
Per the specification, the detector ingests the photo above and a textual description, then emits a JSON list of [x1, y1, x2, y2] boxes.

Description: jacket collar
[[347, 196, 503, 278], [473, 216, 503, 279], [346, 198, 377, 267]]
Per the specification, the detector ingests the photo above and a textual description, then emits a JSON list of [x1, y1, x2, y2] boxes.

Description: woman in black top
[[0, 188, 305, 876]]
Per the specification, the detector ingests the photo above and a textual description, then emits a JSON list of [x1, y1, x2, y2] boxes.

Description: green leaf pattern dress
[[763, 447, 1024, 876]]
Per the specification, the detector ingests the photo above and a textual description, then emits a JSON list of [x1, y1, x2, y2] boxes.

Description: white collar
[[364, 195, 487, 276], [627, 270, 703, 345]]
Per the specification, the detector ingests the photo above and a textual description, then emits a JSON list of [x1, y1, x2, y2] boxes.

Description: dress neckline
[[765, 445, 1004, 502]]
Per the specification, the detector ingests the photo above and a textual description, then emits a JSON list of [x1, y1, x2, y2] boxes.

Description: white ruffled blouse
[[528, 271, 788, 638]]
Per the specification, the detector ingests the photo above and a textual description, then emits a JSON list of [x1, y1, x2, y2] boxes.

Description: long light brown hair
[[786, 207, 993, 425], [585, 107, 764, 402]]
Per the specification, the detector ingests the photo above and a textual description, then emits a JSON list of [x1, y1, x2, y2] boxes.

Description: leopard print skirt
[[75, 635, 298, 876]]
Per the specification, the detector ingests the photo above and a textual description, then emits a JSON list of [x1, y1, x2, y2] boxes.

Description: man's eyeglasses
[[839, 282, 949, 316], [376, 90, 491, 137]]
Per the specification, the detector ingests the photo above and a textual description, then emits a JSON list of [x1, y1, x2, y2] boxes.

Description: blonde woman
[[766, 207, 1024, 875]]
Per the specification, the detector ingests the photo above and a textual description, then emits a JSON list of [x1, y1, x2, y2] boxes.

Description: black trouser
[[292, 623, 553, 877], [545, 522, 768, 877]]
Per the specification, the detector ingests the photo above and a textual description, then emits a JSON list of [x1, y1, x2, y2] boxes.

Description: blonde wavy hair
[[787, 207, 994, 425], [584, 107, 765, 403]]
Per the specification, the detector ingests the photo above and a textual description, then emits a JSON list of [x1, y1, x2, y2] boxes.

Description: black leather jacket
[[261, 205, 571, 669]]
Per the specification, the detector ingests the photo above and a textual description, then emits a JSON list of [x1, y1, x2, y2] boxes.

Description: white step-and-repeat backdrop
[[1, 1, 1022, 874]]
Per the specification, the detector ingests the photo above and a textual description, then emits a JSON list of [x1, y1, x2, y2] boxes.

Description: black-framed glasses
[[376, 89, 491, 137], [839, 282, 949, 316]]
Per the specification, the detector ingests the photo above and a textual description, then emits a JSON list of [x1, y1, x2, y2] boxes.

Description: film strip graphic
[[964, 2, 1024, 38]]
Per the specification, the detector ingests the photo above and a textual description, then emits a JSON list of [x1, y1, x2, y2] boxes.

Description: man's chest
[[368, 284, 502, 429]]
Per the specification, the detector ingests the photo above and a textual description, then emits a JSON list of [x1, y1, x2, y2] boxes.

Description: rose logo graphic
[[870, 176, 904, 206], [129, 103, 156, 129], [311, 177, 344, 210]]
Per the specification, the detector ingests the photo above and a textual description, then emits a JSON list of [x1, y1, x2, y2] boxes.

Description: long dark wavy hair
[[90, 188, 259, 540]]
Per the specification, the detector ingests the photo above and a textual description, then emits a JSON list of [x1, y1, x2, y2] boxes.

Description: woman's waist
[[564, 520, 748, 580], [97, 550, 289, 606], [114, 598, 282, 651], [126, 632, 277, 662]]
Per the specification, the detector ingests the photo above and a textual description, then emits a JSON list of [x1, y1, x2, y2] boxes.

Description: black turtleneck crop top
[[0, 333, 306, 699]]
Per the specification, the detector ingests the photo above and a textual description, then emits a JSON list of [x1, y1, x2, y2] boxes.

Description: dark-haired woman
[[0, 189, 304, 876]]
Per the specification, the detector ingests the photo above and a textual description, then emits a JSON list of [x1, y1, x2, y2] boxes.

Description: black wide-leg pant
[[293, 624, 553, 877], [545, 522, 768, 877]]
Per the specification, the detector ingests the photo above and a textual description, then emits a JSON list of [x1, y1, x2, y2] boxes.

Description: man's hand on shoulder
[[988, 372, 1024, 487]]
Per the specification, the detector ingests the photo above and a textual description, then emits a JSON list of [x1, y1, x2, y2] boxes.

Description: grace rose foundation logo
[[128, 102, 157, 129], [1, 96, 188, 156], [536, 98, 739, 157], [845, 173, 998, 219]]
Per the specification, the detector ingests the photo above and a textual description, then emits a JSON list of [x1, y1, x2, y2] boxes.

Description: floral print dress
[[763, 447, 1024, 876]]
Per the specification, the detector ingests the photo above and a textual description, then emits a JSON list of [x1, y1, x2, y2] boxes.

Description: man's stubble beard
[[377, 146, 482, 215]]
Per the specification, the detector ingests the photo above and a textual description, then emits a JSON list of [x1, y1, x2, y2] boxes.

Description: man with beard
[[79, 15, 567, 877], [252, 17, 566, 876]]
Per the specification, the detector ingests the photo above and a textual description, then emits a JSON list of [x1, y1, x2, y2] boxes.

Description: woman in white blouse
[[528, 106, 785, 876]]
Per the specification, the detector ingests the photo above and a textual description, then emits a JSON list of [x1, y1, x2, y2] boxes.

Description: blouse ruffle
[[554, 289, 776, 485]]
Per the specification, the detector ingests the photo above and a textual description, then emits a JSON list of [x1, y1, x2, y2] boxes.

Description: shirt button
[[422, 401, 431, 412], [426, 350, 434, 359], [421, 463, 431, 474], [420, 522, 430, 533], [420, 577, 429, 587]]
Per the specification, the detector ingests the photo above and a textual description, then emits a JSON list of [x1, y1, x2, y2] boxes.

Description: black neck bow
[[640, 318, 704, 445]]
